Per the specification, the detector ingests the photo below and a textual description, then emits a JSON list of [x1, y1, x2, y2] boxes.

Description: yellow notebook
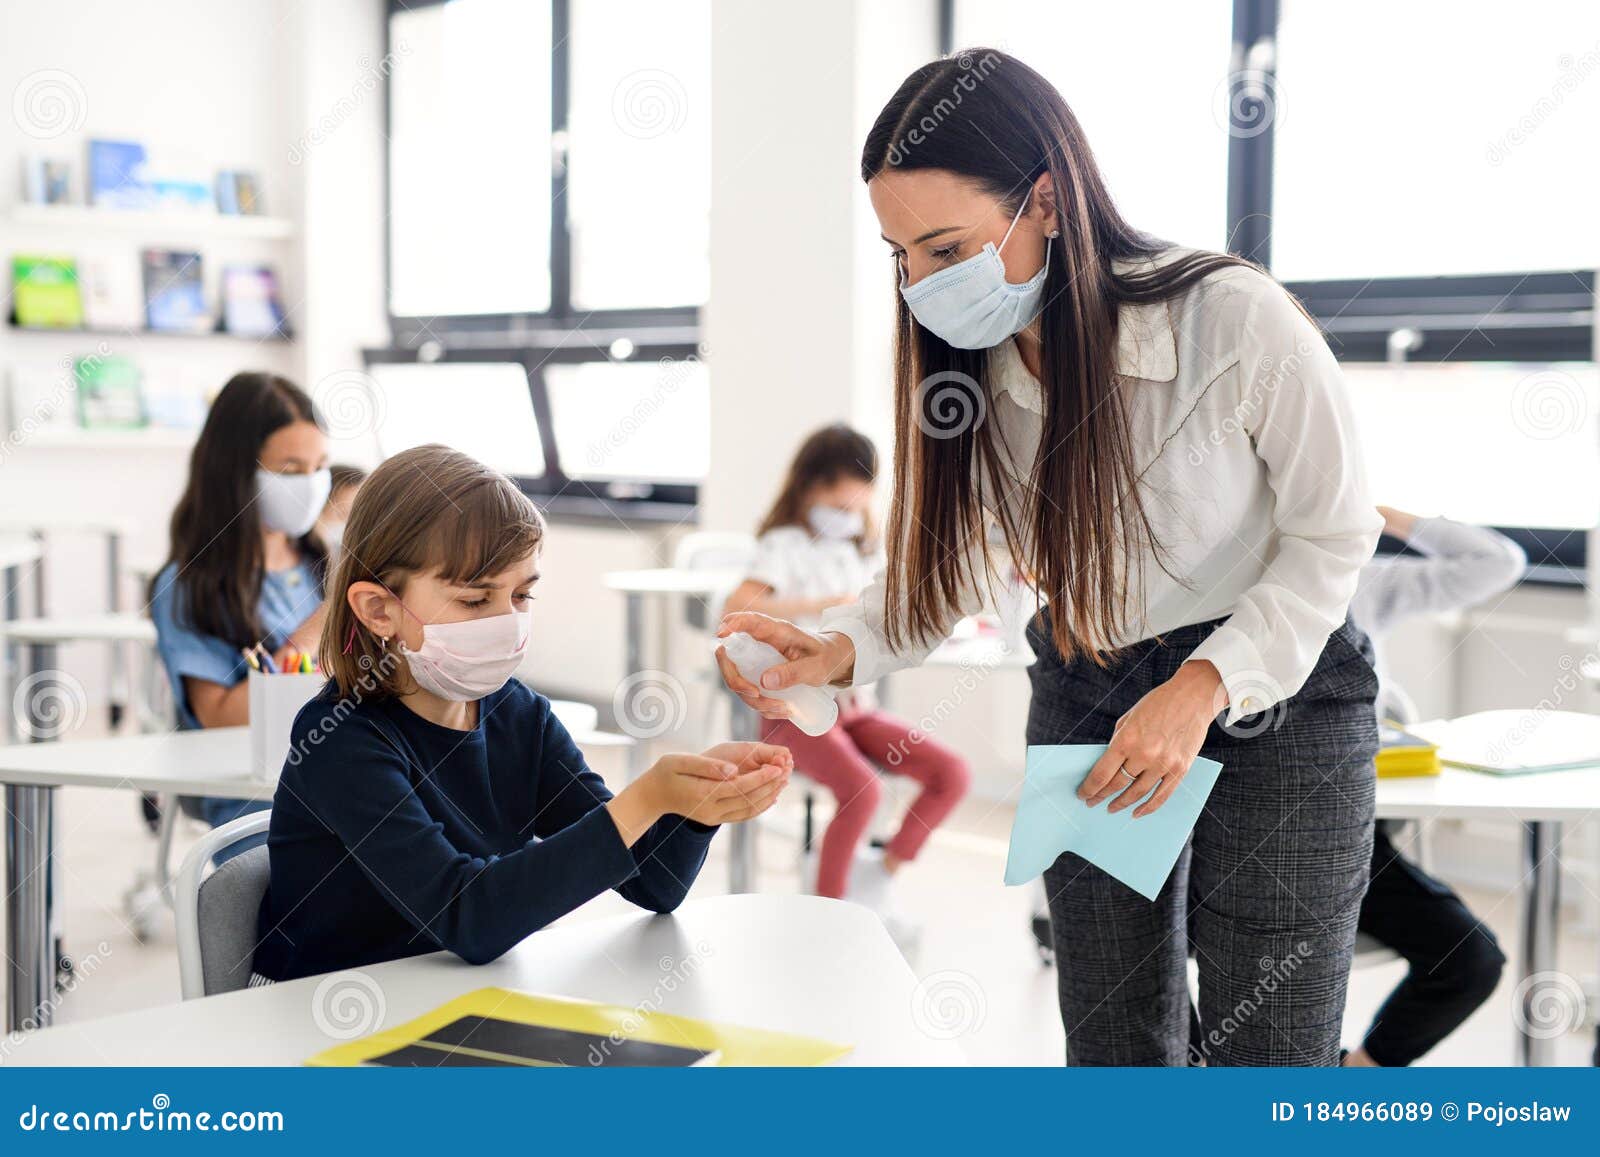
[[1375, 721, 1441, 779], [306, 988, 852, 1068]]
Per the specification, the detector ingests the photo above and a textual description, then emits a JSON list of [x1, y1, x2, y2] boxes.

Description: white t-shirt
[[746, 525, 884, 708], [746, 525, 882, 627]]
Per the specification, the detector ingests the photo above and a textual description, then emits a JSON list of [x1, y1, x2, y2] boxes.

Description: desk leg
[[623, 592, 646, 783], [3, 563, 18, 741], [107, 532, 126, 731], [726, 701, 759, 894], [4, 783, 55, 1032], [1517, 820, 1562, 1067]]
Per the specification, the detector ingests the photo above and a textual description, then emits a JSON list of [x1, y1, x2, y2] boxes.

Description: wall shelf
[[10, 427, 197, 451], [6, 323, 292, 344], [8, 203, 296, 242]]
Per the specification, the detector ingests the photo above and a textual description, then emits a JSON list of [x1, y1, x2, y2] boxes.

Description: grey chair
[[173, 811, 272, 999]]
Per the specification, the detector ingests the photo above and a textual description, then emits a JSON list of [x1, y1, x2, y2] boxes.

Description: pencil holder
[[249, 670, 325, 778]]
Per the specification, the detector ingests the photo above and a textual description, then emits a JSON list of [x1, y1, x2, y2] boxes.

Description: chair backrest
[[173, 811, 273, 999], [672, 531, 757, 630]]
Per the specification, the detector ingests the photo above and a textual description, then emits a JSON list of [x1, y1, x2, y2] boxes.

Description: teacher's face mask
[[256, 467, 332, 538], [899, 193, 1051, 350]]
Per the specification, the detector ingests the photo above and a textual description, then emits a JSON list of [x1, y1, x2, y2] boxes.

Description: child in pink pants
[[761, 706, 969, 898], [725, 424, 972, 901]]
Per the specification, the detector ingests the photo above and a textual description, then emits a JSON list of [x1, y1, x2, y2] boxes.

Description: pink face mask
[[397, 609, 532, 701]]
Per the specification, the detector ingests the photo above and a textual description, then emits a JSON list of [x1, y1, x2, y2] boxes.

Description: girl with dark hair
[[149, 371, 331, 835], [723, 425, 969, 922], [718, 50, 1383, 1066]]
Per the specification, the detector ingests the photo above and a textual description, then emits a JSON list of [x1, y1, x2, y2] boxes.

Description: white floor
[[12, 756, 1598, 1067]]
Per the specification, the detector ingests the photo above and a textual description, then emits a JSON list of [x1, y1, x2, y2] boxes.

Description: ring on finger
[[1117, 765, 1137, 782]]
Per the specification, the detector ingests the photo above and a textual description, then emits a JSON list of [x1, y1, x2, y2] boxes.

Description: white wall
[[0, 0, 389, 721]]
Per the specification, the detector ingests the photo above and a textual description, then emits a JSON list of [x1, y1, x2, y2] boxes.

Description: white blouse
[[820, 254, 1383, 724]]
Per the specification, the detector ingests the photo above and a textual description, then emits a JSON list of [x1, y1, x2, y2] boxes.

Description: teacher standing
[[717, 49, 1383, 1067]]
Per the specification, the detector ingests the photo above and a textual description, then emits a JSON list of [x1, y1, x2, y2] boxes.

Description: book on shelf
[[87, 139, 151, 209], [5, 363, 81, 435], [216, 170, 264, 216], [10, 255, 84, 329], [150, 177, 213, 213], [20, 156, 72, 205], [81, 255, 145, 330], [221, 264, 288, 338], [74, 355, 146, 429], [141, 248, 211, 334]]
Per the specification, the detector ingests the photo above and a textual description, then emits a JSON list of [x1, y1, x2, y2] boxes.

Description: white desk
[[0, 710, 635, 1035], [6, 894, 964, 1067], [0, 613, 161, 740], [1375, 765, 1600, 1067]]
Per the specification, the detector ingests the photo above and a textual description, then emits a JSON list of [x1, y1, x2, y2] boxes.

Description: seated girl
[[254, 444, 791, 981], [149, 372, 331, 839], [723, 424, 970, 919]]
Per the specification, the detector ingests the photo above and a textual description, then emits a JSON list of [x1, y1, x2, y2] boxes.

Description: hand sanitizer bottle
[[717, 632, 839, 737]]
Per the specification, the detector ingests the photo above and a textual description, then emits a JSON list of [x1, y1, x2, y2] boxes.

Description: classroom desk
[[1374, 765, 1600, 1067], [5, 893, 965, 1066], [0, 613, 160, 740], [0, 713, 636, 1035]]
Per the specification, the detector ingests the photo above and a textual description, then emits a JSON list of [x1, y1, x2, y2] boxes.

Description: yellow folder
[[306, 987, 852, 1068]]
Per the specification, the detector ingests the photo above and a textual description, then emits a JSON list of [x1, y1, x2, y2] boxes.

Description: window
[[1344, 362, 1599, 530], [388, 0, 553, 317], [369, 362, 546, 477], [381, 0, 709, 516], [952, 0, 1234, 252], [1272, 0, 1600, 281], [546, 358, 709, 483], [566, 0, 711, 310], [363, 344, 704, 519]]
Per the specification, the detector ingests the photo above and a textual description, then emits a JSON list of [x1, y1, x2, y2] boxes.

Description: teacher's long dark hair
[[156, 372, 328, 648], [863, 50, 1253, 665]]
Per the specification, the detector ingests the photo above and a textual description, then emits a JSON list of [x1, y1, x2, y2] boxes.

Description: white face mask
[[899, 192, 1051, 350], [807, 504, 865, 541], [256, 467, 332, 538], [399, 609, 531, 701]]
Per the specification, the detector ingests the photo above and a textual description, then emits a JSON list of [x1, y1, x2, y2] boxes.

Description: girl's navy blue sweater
[[254, 679, 714, 981]]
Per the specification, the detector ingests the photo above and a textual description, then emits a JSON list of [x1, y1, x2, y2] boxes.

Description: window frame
[[363, 341, 703, 523]]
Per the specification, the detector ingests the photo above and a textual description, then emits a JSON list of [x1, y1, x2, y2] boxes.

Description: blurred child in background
[[316, 463, 368, 563], [1341, 505, 1525, 1066], [149, 372, 330, 840], [723, 425, 970, 928]]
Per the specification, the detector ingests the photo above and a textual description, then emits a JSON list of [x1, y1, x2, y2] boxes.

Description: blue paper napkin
[[1004, 744, 1224, 900]]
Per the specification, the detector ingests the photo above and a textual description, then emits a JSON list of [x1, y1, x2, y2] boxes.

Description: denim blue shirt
[[149, 559, 322, 729]]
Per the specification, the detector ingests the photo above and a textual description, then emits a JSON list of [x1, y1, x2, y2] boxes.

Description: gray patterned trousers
[[1027, 613, 1378, 1067]]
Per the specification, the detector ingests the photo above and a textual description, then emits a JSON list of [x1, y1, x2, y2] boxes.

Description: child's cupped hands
[[654, 742, 793, 827]]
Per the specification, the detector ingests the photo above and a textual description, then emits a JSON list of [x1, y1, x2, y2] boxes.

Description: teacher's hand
[[1078, 660, 1222, 818], [714, 611, 855, 721]]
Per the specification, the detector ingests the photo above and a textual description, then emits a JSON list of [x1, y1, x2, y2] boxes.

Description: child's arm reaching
[[537, 710, 791, 913], [722, 577, 853, 623], [293, 711, 778, 967], [1354, 507, 1528, 635]]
